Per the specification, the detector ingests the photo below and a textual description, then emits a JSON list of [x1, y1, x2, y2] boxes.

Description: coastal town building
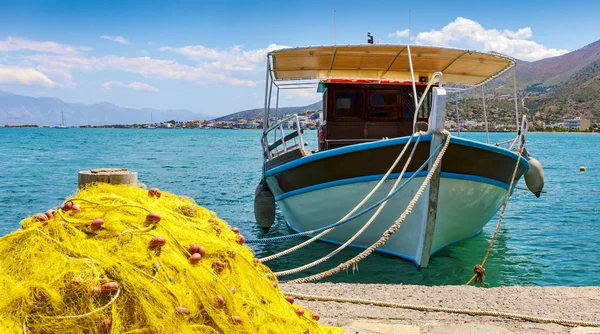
[[563, 117, 592, 131]]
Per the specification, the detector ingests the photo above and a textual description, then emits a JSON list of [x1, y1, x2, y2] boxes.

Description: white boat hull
[[273, 175, 508, 265]]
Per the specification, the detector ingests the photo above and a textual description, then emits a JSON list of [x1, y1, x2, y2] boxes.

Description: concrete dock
[[282, 283, 600, 333]]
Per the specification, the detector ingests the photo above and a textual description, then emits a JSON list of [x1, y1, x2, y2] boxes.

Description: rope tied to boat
[[465, 147, 523, 286], [289, 130, 452, 284], [472, 264, 486, 284], [272, 133, 424, 277]]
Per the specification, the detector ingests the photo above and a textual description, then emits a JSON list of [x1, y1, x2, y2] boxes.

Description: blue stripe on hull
[[274, 172, 509, 201]]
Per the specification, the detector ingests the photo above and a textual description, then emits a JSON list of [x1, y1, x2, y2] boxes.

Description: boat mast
[[61, 111, 65, 127]]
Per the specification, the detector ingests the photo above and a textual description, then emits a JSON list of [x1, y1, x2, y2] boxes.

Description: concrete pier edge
[[282, 283, 600, 334]]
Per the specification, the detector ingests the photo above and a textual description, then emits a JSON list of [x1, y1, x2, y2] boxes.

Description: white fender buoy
[[254, 180, 275, 233], [525, 157, 544, 198]]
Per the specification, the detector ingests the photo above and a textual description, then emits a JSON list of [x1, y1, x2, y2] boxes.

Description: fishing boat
[[254, 44, 544, 267]]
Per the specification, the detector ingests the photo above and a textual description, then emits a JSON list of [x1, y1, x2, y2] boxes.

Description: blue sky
[[0, 0, 598, 116]]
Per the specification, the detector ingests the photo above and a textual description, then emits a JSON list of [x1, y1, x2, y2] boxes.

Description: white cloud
[[0, 36, 90, 55], [129, 81, 158, 92], [160, 43, 288, 72], [0, 65, 56, 87], [284, 87, 321, 100], [103, 81, 158, 92], [102, 81, 126, 90], [504, 27, 532, 40], [100, 35, 130, 45], [26, 53, 259, 86], [14, 40, 284, 88], [23, 54, 96, 71], [388, 29, 410, 39], [414, 17, 568, 61]]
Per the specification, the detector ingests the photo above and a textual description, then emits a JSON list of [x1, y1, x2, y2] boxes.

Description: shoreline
[[0, 127, 598, 134], [282, 283, 600, 333]]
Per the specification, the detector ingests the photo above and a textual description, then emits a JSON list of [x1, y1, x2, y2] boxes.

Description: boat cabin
[[262, 45, 516, 163], [321, 81, 433, 150]]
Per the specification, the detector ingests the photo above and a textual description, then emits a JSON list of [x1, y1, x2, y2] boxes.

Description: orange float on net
[[148, 188, 162, 198], [146, 212, 161, 223], [90, 218, 104, 231]]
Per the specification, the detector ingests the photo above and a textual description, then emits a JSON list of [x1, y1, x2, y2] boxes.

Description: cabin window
[[369, 91, 399, 119], [371, 92, 398, 106], [334, 91, 364, 118], [402, 90, 432, 119]]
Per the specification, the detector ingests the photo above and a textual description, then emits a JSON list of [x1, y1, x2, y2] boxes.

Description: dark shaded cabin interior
[[321, 82, 433, 150]]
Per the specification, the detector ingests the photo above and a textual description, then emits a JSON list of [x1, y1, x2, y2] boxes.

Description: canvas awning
[[269, 45, 515, 86]]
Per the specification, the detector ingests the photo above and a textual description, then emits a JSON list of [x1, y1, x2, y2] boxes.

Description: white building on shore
[[563, 117, 592, 131]]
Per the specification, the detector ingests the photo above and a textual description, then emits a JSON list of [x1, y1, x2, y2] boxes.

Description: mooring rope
[[288, 130, 451, 283], [258, 133, 419, 260], [248, 137, 444, 246], [284, 292, 600, 328], [465, 147, 523, 285], [273, 134, 423, 276]]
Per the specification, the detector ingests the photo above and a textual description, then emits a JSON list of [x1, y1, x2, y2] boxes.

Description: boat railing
[[493, 116, 529, 150], [262, 114, 305, 161]]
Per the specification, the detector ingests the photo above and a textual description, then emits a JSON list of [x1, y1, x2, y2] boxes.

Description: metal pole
[[455, 93, 460, 137], [262, 62, 270, 133], [273, 87, 280, 144], [481, 86, 489, 144], [334, 10, 336, 45], [406, 48, 419, 132], [275, 87, 280, 123], [513, 67, 520, 131], [407, 10, 419, 133]]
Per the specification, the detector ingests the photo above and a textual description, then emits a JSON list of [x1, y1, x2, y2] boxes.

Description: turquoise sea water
[[0, 128, 598, 286]]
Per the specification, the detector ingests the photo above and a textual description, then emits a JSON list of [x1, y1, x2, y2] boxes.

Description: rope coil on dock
[[284, 292, 600, 328]]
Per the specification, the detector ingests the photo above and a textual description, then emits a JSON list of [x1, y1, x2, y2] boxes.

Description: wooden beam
[[417, 87, 447, 267]]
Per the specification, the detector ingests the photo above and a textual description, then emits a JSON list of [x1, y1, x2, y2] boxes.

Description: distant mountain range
[[0, 90, 213, 127], [0, 89, 321, 127], [214, 101, 322, 122], [441, 39, 600, 125], [518, 39, 600, 123]]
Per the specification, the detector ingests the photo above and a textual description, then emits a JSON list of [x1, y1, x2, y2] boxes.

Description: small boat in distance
[[54, 111, 67, 128], [253, 44, 545, 267], [147, 112, 156, 129]]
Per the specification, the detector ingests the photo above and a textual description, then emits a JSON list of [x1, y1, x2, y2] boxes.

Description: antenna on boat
[[334, 10, 336, 45]]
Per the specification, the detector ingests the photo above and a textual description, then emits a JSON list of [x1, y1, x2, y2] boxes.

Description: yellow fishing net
[[0, 183, 341, 334]]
